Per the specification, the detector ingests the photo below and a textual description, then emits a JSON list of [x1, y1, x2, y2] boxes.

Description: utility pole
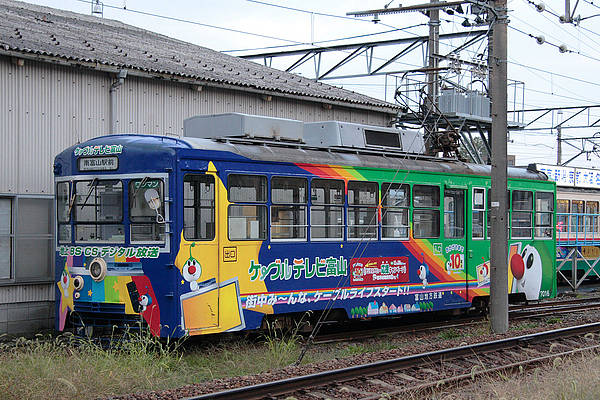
[[425, 0, 440, 154], [557, 110, 563, 164], [489, 0, 509, 334], [557, 125, 562, 164]]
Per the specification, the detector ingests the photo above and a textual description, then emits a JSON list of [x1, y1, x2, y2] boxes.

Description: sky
[[24, 0, 600, 168]]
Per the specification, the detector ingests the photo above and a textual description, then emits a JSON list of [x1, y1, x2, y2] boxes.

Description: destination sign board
[[78, 156, 119, 171]]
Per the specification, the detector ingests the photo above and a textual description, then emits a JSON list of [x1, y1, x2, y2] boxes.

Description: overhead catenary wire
[[521, 0, 600, 56], [508, 25, 600, 63]]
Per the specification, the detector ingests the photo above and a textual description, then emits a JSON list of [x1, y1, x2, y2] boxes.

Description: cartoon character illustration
[[181, 243, 203, 291], [60, 268, 71, 298], [139, 294, 152, 312], [56, 264, 75, 331], [418, 264, 429, 288], [510, 244, 543, 300], [476, 260, 490, 287]]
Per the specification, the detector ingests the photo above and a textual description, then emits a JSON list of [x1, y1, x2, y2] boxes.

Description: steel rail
[[186, 322, 600, 400], [311, 297, 600, 344]]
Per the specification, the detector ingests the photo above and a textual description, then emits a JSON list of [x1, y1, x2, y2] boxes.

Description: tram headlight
[[89, 258, 107, 282], [73, 275, 84, 291]]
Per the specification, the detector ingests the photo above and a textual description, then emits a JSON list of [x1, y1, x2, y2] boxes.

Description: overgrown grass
[[0, 317, 566, 399], [438, 328, 463, 340], [0, 328, 190, 399]]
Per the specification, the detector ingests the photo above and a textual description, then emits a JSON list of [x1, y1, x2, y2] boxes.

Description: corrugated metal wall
[[0, 283, 54, 303], [1, 56, 391, 195]]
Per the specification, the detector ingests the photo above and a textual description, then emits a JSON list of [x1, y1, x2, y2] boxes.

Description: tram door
[[467, 187, 490, 299], [180, 172, 220, 331], [443, 187, 470, 303]]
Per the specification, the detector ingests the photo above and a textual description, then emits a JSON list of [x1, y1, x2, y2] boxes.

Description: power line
[[246, 0, 402, 29], [510, 10, 600, 56], [521, 0, 600, 57], [583, 0, 600, 11], [508, 59, 600, 89], [74, 0, 312, 46], [508, 25, 600, 62]]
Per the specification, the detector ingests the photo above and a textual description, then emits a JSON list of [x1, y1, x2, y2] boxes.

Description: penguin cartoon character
[[418, 264, 429, 288], [510, 244, 543, 300], [182, 243, 202, 291], [138, 294, 152, 313]]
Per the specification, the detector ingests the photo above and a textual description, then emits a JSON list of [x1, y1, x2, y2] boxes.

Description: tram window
[[413, 185, 440, 238], [347, 181, 378, 240], [444, 189, 465, 239], [311, 179, 344, 240], [228, 174, 267, 203], [557, 199, 569, 234], [381, 183, 409, 240], [56, 182, 71, 243], [271, 177, 308, 240], [413, 185, 440, 208], [585, 201, 599, 234], [511, 190, 533, 238], [183, 175, 215, 241], [472, 188, 485, 239], [228, 174, 267, 241], [534, 192, 554, 239], [74, 180, 124, 243], [572, 200, 584, 233], [129, 179, 166, 243], [228, 205, 267, 240]]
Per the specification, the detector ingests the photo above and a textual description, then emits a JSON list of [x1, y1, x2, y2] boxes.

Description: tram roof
[[184, 137, 548, 181], [62, 133, 548, 181]]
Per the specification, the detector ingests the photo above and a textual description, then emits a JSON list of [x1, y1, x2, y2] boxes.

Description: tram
[[536, 164, 600, 286], [54, 114, 557, 338]]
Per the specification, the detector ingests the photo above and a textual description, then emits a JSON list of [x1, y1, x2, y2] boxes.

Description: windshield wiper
[[80, 178, 98, 210], [132, 176, 150, 200], [66, 182, 76, 217], [133, 176, 150, 204]]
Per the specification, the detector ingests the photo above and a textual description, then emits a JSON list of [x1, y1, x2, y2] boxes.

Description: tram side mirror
[[144, 188, 165, 223]]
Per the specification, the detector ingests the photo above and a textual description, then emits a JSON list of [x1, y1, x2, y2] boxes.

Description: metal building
[[0, 0, 399, 335]]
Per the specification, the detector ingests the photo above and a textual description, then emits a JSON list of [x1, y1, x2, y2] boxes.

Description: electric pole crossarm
[[347, 1, 470, 17]]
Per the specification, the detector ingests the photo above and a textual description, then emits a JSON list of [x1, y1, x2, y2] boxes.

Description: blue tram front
[[54, 136, 180, 336]]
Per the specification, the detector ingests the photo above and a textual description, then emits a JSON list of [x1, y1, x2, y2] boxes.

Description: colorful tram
[[54, 115, 557, 338], [536, 164, 600, 286]]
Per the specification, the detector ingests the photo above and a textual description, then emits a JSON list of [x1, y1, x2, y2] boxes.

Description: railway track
[[311, 296, 600, 344], [190, 322, 600, 400]]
